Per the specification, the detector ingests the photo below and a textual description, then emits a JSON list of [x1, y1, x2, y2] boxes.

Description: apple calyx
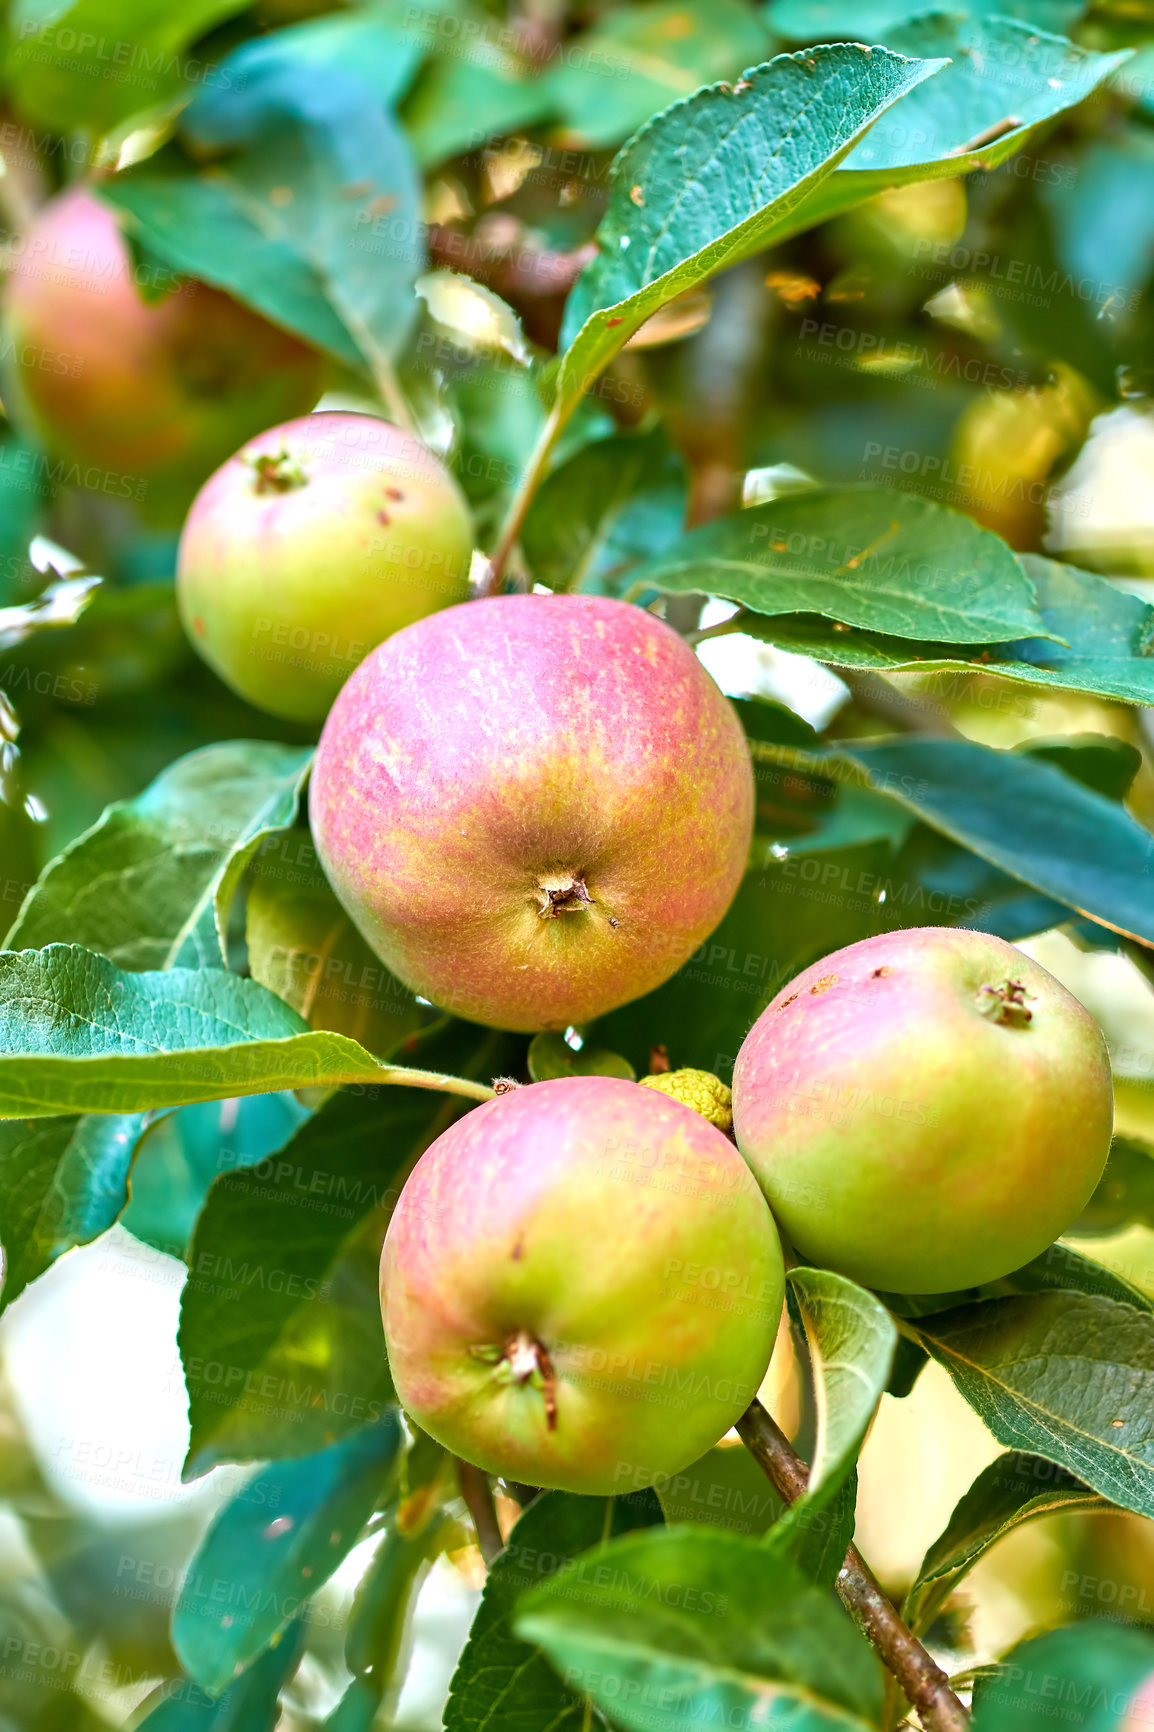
[[975, 978, 1034, 1027], [470, 1330, 558, 1429], [640, 1068, 733, 1132], [247, 448, 308, 494], [537, 872, 594, 918]]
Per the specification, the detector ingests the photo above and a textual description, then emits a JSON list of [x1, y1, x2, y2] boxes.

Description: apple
[[2, 188, 324, 522], [310, 592, 755, 1031], [176, 412, 474, 721], [731, 926, 1113, 1294], [380, 1075, 784, 1494]]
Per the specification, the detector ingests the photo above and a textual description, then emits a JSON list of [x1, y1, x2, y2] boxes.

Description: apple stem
[[975, 980, 1033, 1026], [247, 449, 307, 493], [737, 1400, 970, 1732], [537, 874, 594, 917], [456, 1459, 503, 1566], [505, 1330, 559, 1430]]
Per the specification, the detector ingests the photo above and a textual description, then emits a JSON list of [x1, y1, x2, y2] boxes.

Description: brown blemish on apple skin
[[774, 993, 799, 1012], [193, 616, 205, 637], [386, 486, 404, 501], [810, 974, 838, 995], [872, 966, 892, 978]]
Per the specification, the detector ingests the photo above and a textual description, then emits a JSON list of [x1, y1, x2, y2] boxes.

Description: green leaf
[[973, 1621, 1154, 1732], [911, 1292, 1154, 1518], [102, 18, 426, 374], [173, 1417, 403, 1695], [180, 42, 424, 369], [883, 1244, 1154, 1323], [1068, 1137, 1154, 1239], [1001, 555, 1154, 707], [132, 1621, 305, 1730], [654, 1443, 784, 1536], [739, 558, 1154, 710], [343, 1510, 449, 1697], [527, 1032, 636, 1082], [121, 1091, 309, 1261], [886, 1337, 929, 1399], [772, 1471, 859, 1599], [522, 425, 687, 596], [0, 435, 44, 606], [101, 163, 363, 370], [5, 742, 312, 970], [882, 823, 1068, 946], [220, 9, 422, 109], [445, 1489, 663, 1731], [0, 1111, 147, 1313], [515, 1526, 883, 1732], [403, 56, 554, 167], [771, 1271, 895, 1579], [324, 1677, 382, 1732], [829, 738, 1154, 946], [6, 0, 249, 136], [766, 0, 1085, 34], [1045, 128, 1154, 309], [1018, 735, 1143, 804], [635, 488, 1046, 643], [548, 0, 771, 150], [555, 44, 946, 421], [774, 18, 1130, 242], [735, 696, 818, 751], [0, 947, 495, 1119], [179, 1024, 508, 1471], [986, 1243, 1154, 1317], [763, 1270, 892, 1588], [902, 1451, 1109, 1640], [246, 826, 424, 1057]]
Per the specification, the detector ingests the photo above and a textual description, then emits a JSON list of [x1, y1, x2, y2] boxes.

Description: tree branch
[[457, 1459, 504, 1566], [737, 1400, 970, 1732], [484, 398, 563, 592]]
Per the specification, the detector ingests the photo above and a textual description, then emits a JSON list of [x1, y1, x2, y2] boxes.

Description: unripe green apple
[[1046, 405, 1154, 576], [176, 412, 473, 721], [310, 593, 754, 1031], [2, 188, 324, 523], [731, 927, 1113, 1294], [380, 1075, 784, 1494]]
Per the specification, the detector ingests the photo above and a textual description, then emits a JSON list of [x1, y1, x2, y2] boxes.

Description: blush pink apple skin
[[380, 1075, 784, 1494], [731, 926, 1113, 1295], [176, 412, 473, 721], [310, 593, 755, 1032], [2, 189, 323, 522]]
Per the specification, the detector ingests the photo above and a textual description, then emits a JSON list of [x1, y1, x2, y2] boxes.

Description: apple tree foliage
[[0, 0, 1152, 1727]]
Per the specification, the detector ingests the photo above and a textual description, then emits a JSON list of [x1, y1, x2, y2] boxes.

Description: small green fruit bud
[[640, 1068, 733, 1132]]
